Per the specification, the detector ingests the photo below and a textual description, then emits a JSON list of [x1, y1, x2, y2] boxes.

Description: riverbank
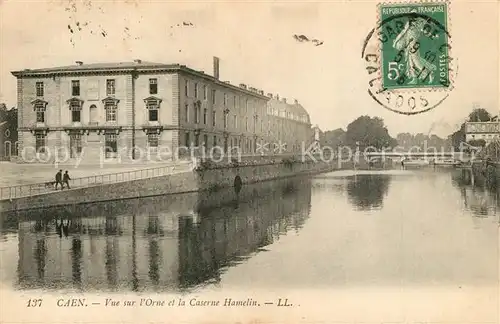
[[0, 157, 347, 212], [0, 161, 186, 187]]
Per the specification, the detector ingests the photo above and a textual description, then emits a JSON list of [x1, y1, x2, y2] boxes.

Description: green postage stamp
[[379, 2, 450, 90]]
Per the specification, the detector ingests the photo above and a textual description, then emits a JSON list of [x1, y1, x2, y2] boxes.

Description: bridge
[[364, 151, 470, 160], [363, 142, 481, 161]]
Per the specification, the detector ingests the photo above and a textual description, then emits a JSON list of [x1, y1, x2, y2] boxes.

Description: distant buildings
[[11, 58, 313, 163], [465, 121, 500, 145], [0, 105, 18, 160]]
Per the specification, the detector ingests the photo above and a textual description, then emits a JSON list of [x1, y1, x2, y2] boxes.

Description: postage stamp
[[379, 2, 450, 90], [362, 1, 455, 115]]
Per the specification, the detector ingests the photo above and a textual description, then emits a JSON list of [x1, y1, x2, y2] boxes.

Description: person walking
[[62, 170, 71, 189], [55, 170, 63, 190]]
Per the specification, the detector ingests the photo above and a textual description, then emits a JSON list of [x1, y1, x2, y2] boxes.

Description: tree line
[[319, 108, 495, 153]]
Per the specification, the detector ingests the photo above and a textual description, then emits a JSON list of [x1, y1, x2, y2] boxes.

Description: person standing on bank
[[55, 170, 63, 190], [62, 171, 71, 189]]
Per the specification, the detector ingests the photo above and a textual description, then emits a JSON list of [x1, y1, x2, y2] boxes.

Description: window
[[234, 115, 237, 129], [213, 135, 217, 147], [72, 110, 81, 122], [194, 83, 198, 98], [212, 111, 216, 127], [36, 110, 45, 123], [185, 80, 189, 97], [71, 80, 80, 96], [89, 105, 98, 125], [194, 133, 199, 147], [68, 99, 82, 122], [105, 133, 118, 158], [203, 85, 208, 100], [223, 93, 227, 106], [148, 133, 159, 151], [106, 79, 115, 96], [194, 105, 199, 124], [36, 82, 44, 97], [105, 103, 117, 122], [149, 78, 158, 94], [35, 133, 46, 153], [245, 99, 248, 113], [149, 109, 158, 122], [70, 134, 82, 157], [234, 95, 237, 108], [203, 108, 207, 124], [202, 134, 207, 148], [212, 89, 216, 104], [185, 104, 189, 123], [245, 117, 248, 131], [224, 112, 228, 129], [145, 99, 160, 122], [185, 132, 190, 147]]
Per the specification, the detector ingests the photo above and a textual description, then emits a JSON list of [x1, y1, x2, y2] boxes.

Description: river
[[0, 168, 498, 322]]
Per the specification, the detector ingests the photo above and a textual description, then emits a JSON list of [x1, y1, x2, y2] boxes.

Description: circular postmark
[[361, 2, 456, 115]]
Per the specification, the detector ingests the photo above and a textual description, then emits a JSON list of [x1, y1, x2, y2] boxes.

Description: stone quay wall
[[0, 156, 345, 212]]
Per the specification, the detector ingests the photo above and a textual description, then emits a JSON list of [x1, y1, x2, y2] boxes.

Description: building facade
[[12, 59, 313, 164], [465, 121, 500, 145], [0, 105, 18, 160]]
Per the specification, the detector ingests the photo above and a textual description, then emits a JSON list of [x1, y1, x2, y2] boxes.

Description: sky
[[0, 0, 498, 138]]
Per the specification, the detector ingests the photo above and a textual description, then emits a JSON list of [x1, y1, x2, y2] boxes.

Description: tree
[[321, 128, 346, 149], [467, 139, 486, 147], [468, 108, 492, 122], [344, 116, 397, 150]]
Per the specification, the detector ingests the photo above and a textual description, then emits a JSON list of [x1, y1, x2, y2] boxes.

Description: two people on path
[[54, 170, 71, 190]]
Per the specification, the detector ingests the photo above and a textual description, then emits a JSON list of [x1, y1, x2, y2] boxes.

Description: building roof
[[11, 60, 273, 100], [11, 61, 172, 75], [267, 97, 310, 123], [11, 61, 311, 120]]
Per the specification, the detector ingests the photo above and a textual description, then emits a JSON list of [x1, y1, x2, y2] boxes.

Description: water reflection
[[346, 175, 391, 211], [451, 170, 500, 219], [3, 178, 312, 292]]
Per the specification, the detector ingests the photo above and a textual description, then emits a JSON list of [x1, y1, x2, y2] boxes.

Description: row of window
[[33, 130, 302, 159], [267, 106, 308, 123], [34, 133, 118, 158], [183, 103, 305, 135], [35, 78, 159, 97], [35, 104, 119, 123], [184, 80, 256, 110], [34, 103, 161, 123]]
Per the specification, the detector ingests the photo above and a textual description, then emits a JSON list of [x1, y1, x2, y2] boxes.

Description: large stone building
[[12, 58, 312, 164]]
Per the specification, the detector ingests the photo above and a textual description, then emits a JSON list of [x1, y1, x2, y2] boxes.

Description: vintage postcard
[[0, 0, 499, 323]]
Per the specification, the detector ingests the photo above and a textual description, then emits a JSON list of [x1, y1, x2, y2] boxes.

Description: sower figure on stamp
[[55, 170, 63, 190], [393, 18, 437, 85], [62, 170, 71, 189]]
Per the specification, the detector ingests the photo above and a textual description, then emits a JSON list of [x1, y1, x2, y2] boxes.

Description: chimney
[[75, 61, 83, 66], [213, 56, 220, 80], [267, 92, 273, 97], [294, 99, 298, 104], [134, 59, 142, 64]]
